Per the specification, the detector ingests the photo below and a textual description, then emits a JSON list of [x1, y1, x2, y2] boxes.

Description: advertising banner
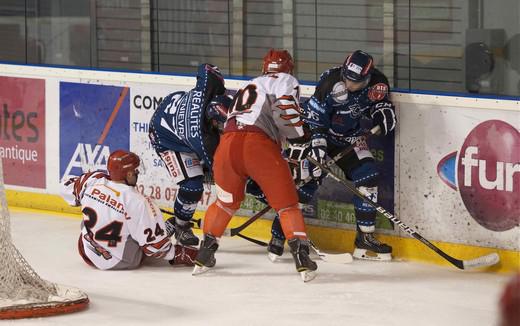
[[60, 82, 130, 181], [399, 103, 519, 250], [0, 76, 45, 188]]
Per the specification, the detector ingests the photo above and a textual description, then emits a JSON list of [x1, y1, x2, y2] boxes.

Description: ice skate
[[267, 237, 284, 262], [166, 217, 200, 246], [288, 238, 318, 282], [192, 234, 218, 275], [353, 227, 392, 261]]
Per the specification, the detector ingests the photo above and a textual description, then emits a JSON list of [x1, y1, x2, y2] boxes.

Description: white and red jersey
[[226, 72, 304, 144], [61, 171, 175, 270]]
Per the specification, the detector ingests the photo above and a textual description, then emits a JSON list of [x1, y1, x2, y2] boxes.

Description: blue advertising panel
[[60, 82, 130, 180]]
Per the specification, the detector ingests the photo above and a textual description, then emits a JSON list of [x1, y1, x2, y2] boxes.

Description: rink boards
[[0, 63, 518, 272]]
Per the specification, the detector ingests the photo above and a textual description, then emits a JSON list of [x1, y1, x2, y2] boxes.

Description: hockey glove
[[371, 102, 396, 136], [308, 136, 327, 178], [169, 244, 198, 266]]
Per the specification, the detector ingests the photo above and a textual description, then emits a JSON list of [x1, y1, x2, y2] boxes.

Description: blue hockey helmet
[[341, 50, 374, 82], [197, 63, 226, 95], [207, 94, 232, 123]]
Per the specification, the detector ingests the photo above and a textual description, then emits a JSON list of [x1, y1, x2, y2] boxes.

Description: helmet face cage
[[207, 95, 232, 123], [262, 49, 294, 74], [107, 150, 140, 181], [341, 50, 374, 82]]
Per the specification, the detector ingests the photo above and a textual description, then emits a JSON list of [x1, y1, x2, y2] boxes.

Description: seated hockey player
[[193, 49, 318, 282], [148, 63, 231, 246], [60, 149, 197, 270], [305, 49, 397, 261]]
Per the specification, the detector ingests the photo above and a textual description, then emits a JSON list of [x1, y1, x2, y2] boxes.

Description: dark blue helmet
[[196, 63, 225, 95], [341, 50, 374, 82], [206, 95, 232, 123]]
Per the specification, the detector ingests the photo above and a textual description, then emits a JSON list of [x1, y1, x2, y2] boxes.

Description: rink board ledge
[[6, 189, 519, 273]]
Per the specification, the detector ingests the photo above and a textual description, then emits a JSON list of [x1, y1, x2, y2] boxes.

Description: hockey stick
[[160, 207, 271, 246], [235, 233, 268, 247], [309, 240, 353, 264], [321, 125, 381, 169], [307, 156, 500, 270], [228, 205, 272, 236]]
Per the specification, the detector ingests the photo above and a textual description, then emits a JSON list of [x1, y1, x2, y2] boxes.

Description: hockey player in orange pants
[[192, 49, 318, 282]]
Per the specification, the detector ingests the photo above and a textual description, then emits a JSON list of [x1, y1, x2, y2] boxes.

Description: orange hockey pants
[[203, 131, 308, 240]]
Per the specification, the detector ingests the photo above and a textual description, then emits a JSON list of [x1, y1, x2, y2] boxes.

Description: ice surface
[[6, 210, 510, 326]]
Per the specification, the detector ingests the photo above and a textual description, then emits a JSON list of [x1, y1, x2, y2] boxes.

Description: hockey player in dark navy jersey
[[148, 63, 231, 246], [305, 50, 397, 261]]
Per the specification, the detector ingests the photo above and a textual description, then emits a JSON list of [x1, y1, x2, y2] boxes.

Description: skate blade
[[353, 248, 392, 261], [300, 270, 317, 282], [192, 264, 212, 276], [267, 252, 281, 263]]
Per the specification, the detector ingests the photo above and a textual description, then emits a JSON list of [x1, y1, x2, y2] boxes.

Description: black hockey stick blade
[[309, 240, 353, 264], [307, 156, 500, 270], [236, 233, 268, 247]]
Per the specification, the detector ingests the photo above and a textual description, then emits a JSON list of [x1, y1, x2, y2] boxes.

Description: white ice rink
[[6, 209, 511, 326]]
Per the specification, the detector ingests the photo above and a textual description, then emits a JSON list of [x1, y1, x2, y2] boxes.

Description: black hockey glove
[[371, 102, 396, 136]]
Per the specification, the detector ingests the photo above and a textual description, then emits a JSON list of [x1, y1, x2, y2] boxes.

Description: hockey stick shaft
[[229, 205, 272, 236], [322, 125, 381, 169], [160, 206, 271, 240], [307, 156, 499, 270]]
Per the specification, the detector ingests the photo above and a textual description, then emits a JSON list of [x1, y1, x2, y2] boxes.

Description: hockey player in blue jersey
[[304, 50, 397, 261], [148, 63, 231, 246]]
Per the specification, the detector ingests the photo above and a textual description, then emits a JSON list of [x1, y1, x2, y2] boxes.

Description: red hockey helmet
[[262, 49, 294, 74], [107, 149, 140, 181]]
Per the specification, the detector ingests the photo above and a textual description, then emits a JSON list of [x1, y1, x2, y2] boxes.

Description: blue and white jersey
[[149, 77, 219, 169], [304, 67, 394, 146]]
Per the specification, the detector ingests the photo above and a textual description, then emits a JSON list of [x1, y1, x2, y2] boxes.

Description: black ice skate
[[353, 228, 392, 261], [165, 217, 200, 246], [288, 238, 318, 282], [192, 234, 219, 275], [267, 237, 285, 262]]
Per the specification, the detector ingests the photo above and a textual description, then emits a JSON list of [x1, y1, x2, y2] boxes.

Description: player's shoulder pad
[[314, 67, 342, 102], [367, 68, 391, 102]]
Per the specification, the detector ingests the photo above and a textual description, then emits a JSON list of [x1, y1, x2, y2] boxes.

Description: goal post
[[0, 158, 89, 319]]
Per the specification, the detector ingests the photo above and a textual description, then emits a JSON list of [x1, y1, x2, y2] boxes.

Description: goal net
[[0, 158, 89, 319]]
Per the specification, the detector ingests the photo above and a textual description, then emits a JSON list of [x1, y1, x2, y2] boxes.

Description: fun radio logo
[[437, 120, 519, 231]]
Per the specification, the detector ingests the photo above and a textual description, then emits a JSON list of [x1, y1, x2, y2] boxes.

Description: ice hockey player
[[60, 149, 197, 270], [305, 50, 397, 261], [193, 49, 318, 282], [148, 63, 231, 246], [246, 130, 319, 262]]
